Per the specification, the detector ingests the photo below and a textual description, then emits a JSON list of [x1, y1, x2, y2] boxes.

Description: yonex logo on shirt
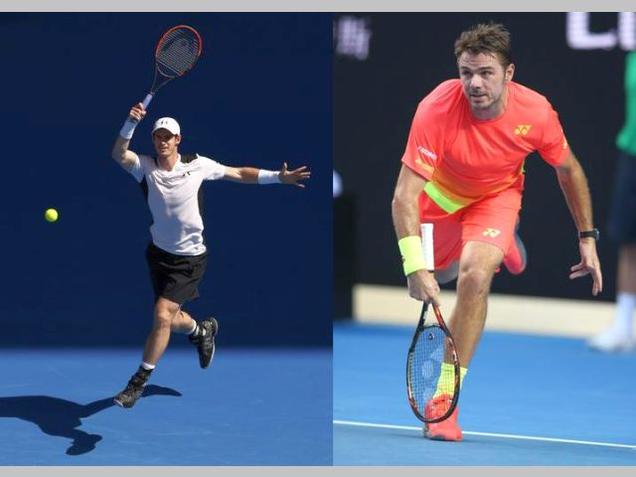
[[418, 146, 438, 161], [514, 125, 532, 136], [482, 228, 501, 238]]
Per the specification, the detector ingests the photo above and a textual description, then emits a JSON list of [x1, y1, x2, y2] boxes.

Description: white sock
[[187, 320, 198, 335], [614, 292, 636, 334], [141, 361, 156, 371]]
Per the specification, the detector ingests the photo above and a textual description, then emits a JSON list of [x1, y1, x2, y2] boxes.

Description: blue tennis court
[[0, 347, 331, 465], [334, 322, 636, 465]]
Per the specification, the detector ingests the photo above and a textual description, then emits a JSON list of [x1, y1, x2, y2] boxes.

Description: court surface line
[[333, 419, 636, 450]]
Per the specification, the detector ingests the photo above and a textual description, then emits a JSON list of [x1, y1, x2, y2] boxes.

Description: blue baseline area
[[333, 322, 636, 465], [0, 347, 331, 465]]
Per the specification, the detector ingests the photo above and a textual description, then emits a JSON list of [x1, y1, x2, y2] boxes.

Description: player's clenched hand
[[407, 269, 441, 306], [279, 162, 311, 188], [128, 103, 147, 123], [570, 239, 603, 296]]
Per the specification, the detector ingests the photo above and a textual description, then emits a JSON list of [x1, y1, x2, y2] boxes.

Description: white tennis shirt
[[127, 153, 226, 256]]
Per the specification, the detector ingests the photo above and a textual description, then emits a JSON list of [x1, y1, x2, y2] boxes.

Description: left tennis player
[[111, 102, 310, 408]]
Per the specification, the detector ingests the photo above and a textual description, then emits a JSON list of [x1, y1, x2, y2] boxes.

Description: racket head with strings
[[141, 25, 203, 108], [405, 222, 461, 423], [406, 302, 461, 423]]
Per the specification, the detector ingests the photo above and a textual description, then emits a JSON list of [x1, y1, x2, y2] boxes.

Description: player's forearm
[[392, 190, 423, 239], [556, 157, 595, 232], [112, 110, 142, 168], [224, 167, 260, 183], [225, 167, 284, 184], [392, 169, 435, 281]]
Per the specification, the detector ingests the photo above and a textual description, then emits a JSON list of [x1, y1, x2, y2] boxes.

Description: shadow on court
[[0, 384, 181, 456]]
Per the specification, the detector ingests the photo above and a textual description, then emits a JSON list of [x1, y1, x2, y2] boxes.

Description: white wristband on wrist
[[119, 118, 138, 140], [257, 169, 281, 184]]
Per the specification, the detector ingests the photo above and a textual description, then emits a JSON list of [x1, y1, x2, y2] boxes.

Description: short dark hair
[[454, 23, 512, 68]]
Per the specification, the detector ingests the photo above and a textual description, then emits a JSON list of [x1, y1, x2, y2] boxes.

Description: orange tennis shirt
[[401, 79, 570, 214]]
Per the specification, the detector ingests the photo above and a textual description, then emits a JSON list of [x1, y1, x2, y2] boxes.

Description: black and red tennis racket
[[139, 25, 203, 110], [405, 224, 461, 423]]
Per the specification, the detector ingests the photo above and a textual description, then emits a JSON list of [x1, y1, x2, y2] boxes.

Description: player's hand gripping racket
[[406, 223, 461, 423]]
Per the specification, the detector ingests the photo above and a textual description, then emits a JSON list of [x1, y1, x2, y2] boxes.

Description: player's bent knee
[[457, 267, 493, 296], [154, 311, 174, 328], [154, 303, 180, 329]]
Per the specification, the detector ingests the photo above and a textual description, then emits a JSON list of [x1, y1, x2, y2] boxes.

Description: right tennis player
[[111, 102, 310, 409], [391, 23, 603, 441]]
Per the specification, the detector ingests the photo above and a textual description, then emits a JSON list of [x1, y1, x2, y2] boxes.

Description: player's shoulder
[[180, 153, 218, 163], [416, 79, 463, 116], [180, 153, 201, 164], [509, 81, 554, 111], [181, 153, 224, 173]]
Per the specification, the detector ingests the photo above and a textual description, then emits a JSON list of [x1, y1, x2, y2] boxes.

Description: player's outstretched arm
[[223, 162, 310, 187], [392, 165, 440, 306], [112, 103, 145, 170], [555, 151, 603, 296]]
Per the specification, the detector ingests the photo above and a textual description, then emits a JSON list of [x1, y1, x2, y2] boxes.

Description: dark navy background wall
[[334, 13, 625, 302], [0, 13, 332, 347]]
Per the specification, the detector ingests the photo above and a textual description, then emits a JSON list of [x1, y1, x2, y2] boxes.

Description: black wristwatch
[[578, 228, 600, 241]]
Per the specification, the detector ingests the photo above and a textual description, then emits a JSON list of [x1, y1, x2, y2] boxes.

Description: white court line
[[334, 420, 636, 450]]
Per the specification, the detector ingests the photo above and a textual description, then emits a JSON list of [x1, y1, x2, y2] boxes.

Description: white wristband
[[119, 118, 138, 140], [257, 169, 281, 184]]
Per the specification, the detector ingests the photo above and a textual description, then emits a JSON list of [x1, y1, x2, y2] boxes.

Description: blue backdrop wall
[[0, 13, 332, 347]]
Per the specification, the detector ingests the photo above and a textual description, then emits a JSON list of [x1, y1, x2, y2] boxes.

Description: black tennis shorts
[[146, 242, 208, 305], [608, 151, 636, 244]]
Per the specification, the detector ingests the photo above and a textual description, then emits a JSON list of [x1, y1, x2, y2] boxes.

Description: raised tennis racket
[[126, 24, 202, 115], [406, 223, 461, 423]]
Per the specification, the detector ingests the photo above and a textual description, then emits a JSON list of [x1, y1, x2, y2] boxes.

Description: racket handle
[[420, 223, 435, 272], [141, 93, 154, 109]]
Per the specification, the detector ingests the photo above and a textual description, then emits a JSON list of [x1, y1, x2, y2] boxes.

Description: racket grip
[[420, 223, 435, 272], [141, 93, 154, 109]]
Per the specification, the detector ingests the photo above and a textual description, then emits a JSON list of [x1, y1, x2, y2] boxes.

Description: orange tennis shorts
[[418, 186, 522, 271]]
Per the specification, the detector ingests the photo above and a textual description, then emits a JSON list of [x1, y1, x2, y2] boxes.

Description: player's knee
[[154, 311, 173, 329], [154, 303, 179, 329], [457, 266, 493, 297]]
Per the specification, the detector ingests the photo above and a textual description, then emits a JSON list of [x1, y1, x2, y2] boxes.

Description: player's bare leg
[[448, 241, 503, 366], [168, 307, 219, 369], [114, 297, 180, 408], [171, 308, 197, 333], [424, 241, 503, 441], [142, 297, 181, 365], [170, 308, 218, 367]]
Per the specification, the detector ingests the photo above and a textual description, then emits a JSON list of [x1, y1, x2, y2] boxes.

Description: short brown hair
[[454, 23, 512, 68]]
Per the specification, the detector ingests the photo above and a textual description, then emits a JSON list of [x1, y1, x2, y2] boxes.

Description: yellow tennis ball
[[44, 208, 59, 223]]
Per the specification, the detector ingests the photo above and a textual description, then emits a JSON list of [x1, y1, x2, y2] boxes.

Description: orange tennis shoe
[[423, 394, 463, 441], [503, 222, 527, 275]]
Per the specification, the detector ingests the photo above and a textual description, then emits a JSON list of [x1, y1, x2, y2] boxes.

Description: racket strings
[[408, 326, 457, 415], [156, 29, 201, 77]]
